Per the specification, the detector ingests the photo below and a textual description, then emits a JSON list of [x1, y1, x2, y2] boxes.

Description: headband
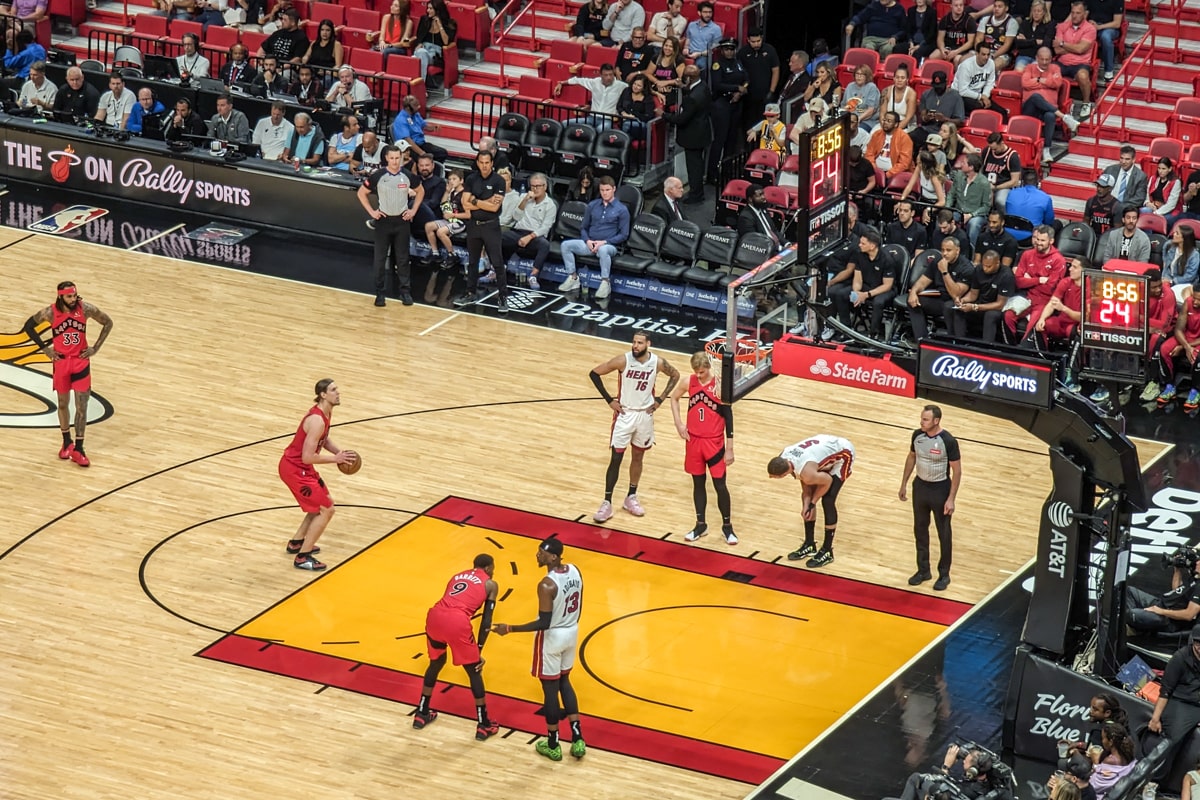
[[58, 287, 77, 296]]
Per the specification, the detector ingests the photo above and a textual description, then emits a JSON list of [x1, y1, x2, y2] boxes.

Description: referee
[[454, 150, 508, 313], [898, 405, 962, 591], [358, 143, 420, 307]]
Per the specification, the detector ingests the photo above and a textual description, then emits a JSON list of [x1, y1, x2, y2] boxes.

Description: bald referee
[[898, 405, 961, 591], [359, 143, 421, 307]]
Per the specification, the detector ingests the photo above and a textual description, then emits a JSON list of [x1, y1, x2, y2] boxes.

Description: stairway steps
[[463, 60, 540, 90], [449, 80, 514, 103], [484, 45, 546, 71]]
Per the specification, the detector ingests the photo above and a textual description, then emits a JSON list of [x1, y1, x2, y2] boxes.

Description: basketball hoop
[[704, 337, 770, 365]]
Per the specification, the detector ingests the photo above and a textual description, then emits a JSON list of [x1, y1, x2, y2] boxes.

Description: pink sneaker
[[593, 500, 613, 523], [622, 495, 645, 516]]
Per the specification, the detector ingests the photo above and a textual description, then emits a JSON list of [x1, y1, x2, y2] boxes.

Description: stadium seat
[[1168, 98, 1200, 146], [877, 53, 917, 94], [1142, 137, 1186, 178], [165, 19, 202, 52], [1147, 232, 1168, 267], [426, 42, 459, 90], [613, 214, 666, 276], [1005, 115, 1044, 175], [305, 1, 346, 28], [1056, 221, 1098, 261], [538, 40, 584, 83], [577, 45, 619, 79], [342, 9, 380, 51], [593, 128, 632, 184], [616, 184, 644, 219], [556, 122, 598, 179], [683, 227, 739, 288], [202, 26, 239, 60], [990, 71, 1024, 121], [524, 117, 564, 177], [914, 59, 954, 96], [1137, 214, 1168, 235], [731, 232, 775, 271], [494, 112, 531, 169], [646, 220, 702, 282], [547, 200, 588, 261], [743, 148, 780, 183], [130, 15, 168, 55], [349, 47, 384, 77], [1174, 218, 1200, 239], [837, 48, 880, 88], [715, 178, 752, 229], [513, 75, 553, 117]]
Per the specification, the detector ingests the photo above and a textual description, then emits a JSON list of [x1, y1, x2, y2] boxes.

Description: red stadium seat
[[744, 148, 781, 183], [990, 71, 1024, 121], [578, 45, 618, 79], [349, 47, 384, 76], [130, 14, 168, 55], [1137, 214, 1168, 235], [202, 25, 240, 59], [914, 59, 954, 96], [538, 40, 584, 82], [837, 48, 880, 88], [1169, 98, 1200, 146], [1141, 136, 1186, 178], [878, 53, 917, 95]]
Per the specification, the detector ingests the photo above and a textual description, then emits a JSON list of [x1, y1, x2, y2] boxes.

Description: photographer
[[891, 743, 1013, 800], [1126, 547, 1200, 635]]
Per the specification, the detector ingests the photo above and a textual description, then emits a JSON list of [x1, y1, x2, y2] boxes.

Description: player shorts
[[52, 355, 91, 394], [278, 459, 332, 514], [532, 626, 578, 679], [424, 606, 480, 666], [609, 408, 655, 451], [685, 435, 727, 478]]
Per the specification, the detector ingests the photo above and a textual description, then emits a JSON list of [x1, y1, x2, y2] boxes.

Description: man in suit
[[656, 64, 712, 204], [651, 177, 687, 223], [737, 184, 782, 252], [1101, 144, 1149, 210], [218, 43, 258, 87]]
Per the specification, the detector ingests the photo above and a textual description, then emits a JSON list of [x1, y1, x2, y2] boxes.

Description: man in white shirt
[[500, 172, 558, 289], [557, 64, 628, 130], [252, 100, 294, 160], [176, 32, 211, 80], [647, 0, 687, 47], [602, 0, 645, 45], [18, 60, 56, 113], [95, 72, 135, 129], [951, 41, 997, 116], [325, 66, 374, 110]]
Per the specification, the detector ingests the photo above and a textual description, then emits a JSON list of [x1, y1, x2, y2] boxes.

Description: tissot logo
[[1047, 502, 1075, 528]]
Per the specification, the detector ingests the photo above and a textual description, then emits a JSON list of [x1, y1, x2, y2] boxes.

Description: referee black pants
[[373, 215, 411, 294], [466, 219, 506, 298], [912, 477, 953, 577]]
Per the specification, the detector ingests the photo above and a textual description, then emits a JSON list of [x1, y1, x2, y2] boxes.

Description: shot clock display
[[791, 114, 850, 265], [1081, 270, 1148, 354]]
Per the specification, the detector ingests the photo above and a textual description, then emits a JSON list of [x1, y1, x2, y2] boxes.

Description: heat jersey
[[687, 374, 723, 438], [281, 406, 329, 470], [432, 568, 491, 615], [618, 351, 659, 411], [780, 435, 855, 481], [547, 564, 583, 629], [51, 302, 88, 357]]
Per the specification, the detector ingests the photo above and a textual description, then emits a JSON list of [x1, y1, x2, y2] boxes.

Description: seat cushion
[[682, 265, 724, 287], [613, 255, 653, 275], [646, 260, 691, 281]]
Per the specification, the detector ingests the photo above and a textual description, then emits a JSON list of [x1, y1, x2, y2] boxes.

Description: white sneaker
[[1042, 147, 1054, 164], [595, 279, 611, 299], [1103, 70, 1114, 81], [1062, 114, 1080, 134], [559, 273, 580, 292], [1078, 103, 1092, 119], [1140, 381, 1161, 402], [528, 274, 540, 290]]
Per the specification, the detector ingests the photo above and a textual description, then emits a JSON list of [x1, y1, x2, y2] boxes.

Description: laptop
[[143, 54, 181, 82], [228, 140, 262, 159], [193, 76, 226, 93], [47, 49, 76, 66]]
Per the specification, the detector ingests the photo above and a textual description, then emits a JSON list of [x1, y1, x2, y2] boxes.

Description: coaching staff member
[[359, 144, 421, 307], [898, 405, 961, 591], [454, 150, 509, 313]]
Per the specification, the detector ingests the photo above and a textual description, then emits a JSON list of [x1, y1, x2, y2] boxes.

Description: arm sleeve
[[476, 599, 496, 649], [533, 610, 553, 630], [590, 369, 615, 403], [22, 317, 47, 350], [719, 404, 733, 437]]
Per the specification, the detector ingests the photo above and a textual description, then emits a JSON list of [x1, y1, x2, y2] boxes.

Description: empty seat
[[683, 227, 739, 288], [1056, 221, 1097, 261], [715, 178, 752, 229], [744, 148, 780, 183], [613, 214, 667, 275], [592, 128, 631, 183], [556, 122, 598, 179], [494, 112, 531, 168], [524, 117, 563, 175], [616, 184, 643, 219], [646, 220, 702, 282]]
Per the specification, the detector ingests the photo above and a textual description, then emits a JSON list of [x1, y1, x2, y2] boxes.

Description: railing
[[86, 29, 126, 65], [491, 0, 543, 89], [1083, 25, 1160, 173]]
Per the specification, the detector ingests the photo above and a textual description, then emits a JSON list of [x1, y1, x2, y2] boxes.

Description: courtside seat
[[613, 214, 667, 276], [683, 227, 739, 288], [645, 220, 702, 282], [719, 232, 775, 288], [523, 117, 563, 176], [715, 178, 751, 229], [744, 148, 780, 183], [593, 128, 632, 184], [494, 111, 531, 169], [1056, 221, 1097, 261], [616, 184, 643, 219], [547, 200, 588, 261], [556, 122, 598, 179]]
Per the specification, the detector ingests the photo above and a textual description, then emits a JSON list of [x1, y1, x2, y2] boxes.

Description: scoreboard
[[1080, 268, 1149, 382], [792, 114, 850, 264]]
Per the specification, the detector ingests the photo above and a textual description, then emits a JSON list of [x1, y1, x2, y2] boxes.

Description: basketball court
[[0, 223, 1171, 799]]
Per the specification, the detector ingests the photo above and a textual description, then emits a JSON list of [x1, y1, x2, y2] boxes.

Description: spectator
[[570, 0, 608, 48], [252, 100, 294, 160], [842, 64, 881, 131], [1053, 0, 1096, 118], [803, 60, 842, 112], [256, 0, 294, 33], [865, 110, 914, 179], [219, 43, 258, 85], [351, 130, 385, 175], [1083, 173, 1120, 234], [95, 72, 136, 130], [905, 0, 940, 61], [259, 8, 308, 64], [738, 27, 780, 131], [778, 51, 810, 120], [1164, 226, 1200, 303], [603, 0, 645, 46], [1101, 143, 1148, 209], [558, 63, 629, 129], [0, 0, 47, 29], [208, 92, 250, 142], [326, 65, 373, 111], [3, 28, 44, 80], [500, 173, 557, 290], [287, 64, 324, 107], [975, 0, 1019, 70], [52, 66, 99, 118], [982, 132, 1021, 212], [127, 87, 165, 135], [1087, 0, 1123, 83], [656, 64, 711, 203], [651, 176, 688, 223], [930, 207, 972, 255], [953, 43, 999, 118], [190, 0, 229, 30], [474, 135, 509, 172], [932, 0, 978, 65], [558, 175, 631, 300], [303, 18, 344, 69], [846, 0, 907, 57], [17, 60, 55, 113], [744, 101, 788, 160], [925, 131, 949, 169], [1137, 270, 1180, 401], [789, 97, 828, 153], [251, 55, 285, 94], [392, 94, 448, 161], [1021, 46, 1079, 163], [1006, 167, 1056, 241], [807, 38, 838, 78], [647, 0, 687, 47], [1095, 205, 1150, 265], [164, 96, 206, 142], [846, 145, 878, 197], [407, 151, 447, 236], [684, 1, 721, 70], [948, 153, 992, 242], [975, 208, 1019, 268], [906, 235, 976, 340], [567, 166, 599, 203], [616, 27, 653, 81], [281, 111, 325, 166], [374, 0, 414, 64], [900, 150, 948, 210], [880, 64, 918, 131], [941, 120, 979, 168], [1170, 161, 1200, 228], [618, 74, 657, 144], [1013, 0, 1054, 69], [1144, 157, 1182, 218], [412, 0, 456, 81], [644, 35, 685, 105], [326, 113, 362, 171], [848, 113, 871, 150], [912, 70, 964, 149]]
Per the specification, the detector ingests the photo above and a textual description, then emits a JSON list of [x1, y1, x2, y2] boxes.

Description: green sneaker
[[535, 738, 562, 761], [570, 738, 587, 759]]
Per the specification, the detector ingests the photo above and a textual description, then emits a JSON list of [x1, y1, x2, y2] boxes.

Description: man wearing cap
[[1045, 754, 1096, 800], [1148, 623, 1200, 783], [1021, 46, 1080, 164], [707, 37, 749, 184], [656, 64, 712, 204], [492, 537, 587, 763], [746, 103, 787, 160], [1084, 173, 1120, 236], [912, 70, 964, 150]]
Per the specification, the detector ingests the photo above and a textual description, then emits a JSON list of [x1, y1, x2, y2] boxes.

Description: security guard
[[706, 37, 749, 185]]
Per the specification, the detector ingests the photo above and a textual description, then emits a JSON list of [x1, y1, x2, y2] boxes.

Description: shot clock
[[1080, 268, 1149, 383], [791, 114, 850, 264]]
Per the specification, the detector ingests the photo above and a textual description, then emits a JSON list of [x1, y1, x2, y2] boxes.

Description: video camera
[[952, 742, 1017, 799], [1162, 546, 1200, 571]]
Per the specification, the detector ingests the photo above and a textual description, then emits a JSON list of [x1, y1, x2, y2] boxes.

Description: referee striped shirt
[[910, 429, 960, 483], [364, 167, 411, 216]]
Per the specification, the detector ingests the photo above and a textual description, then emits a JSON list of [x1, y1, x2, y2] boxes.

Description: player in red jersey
[[278, 378, 357, 570], [669, 352, 737, 545], [413, 553, 501, 740], [23, 281, 114, 467]]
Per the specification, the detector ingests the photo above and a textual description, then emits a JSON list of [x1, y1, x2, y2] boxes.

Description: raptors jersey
[[780, 435, 855, 481], [687, 374, 723, 439], [547, 564, 583, 629], [51, 302, 88, 357], [618, 351, 659, 411], [281, 406, 330, 470], [432, 568, 490, 616]]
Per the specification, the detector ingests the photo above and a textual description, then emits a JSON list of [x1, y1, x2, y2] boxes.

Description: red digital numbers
[[811, 151, 840, 207]]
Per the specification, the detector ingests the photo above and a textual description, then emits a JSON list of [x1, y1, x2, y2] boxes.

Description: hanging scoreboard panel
[[793, 114, 850, 264]]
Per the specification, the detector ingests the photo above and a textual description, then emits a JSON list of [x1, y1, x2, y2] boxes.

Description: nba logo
[[28, 205, 109, 235]]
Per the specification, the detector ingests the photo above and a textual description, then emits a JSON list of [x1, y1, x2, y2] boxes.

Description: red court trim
[[428, 496, 971, 626], [200, 634, 782, 784]]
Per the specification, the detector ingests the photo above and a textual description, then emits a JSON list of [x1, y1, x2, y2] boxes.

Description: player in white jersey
[[767, 434, 856, 569], [587, 332, 680, 523], [492, 536, 586, 762]]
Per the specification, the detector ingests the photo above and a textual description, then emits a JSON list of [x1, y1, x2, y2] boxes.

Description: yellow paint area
[[237, 516, 945, 758]]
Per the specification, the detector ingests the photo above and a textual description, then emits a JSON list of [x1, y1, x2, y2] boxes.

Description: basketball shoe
[[787, 542, 816, 561], [570, 738, 587, 759], [286, 540, 320, 555], [412, 709, 438, 729], [70, 448, 90, 467], [535, 738, 563, 761], [559, 273, 580, 292], [722, 525, 738, 545], [475, 720, 500, 740], [683, 523, 708, 542], [806, 548, 834, 568], [294, 554, 327, 571], [622, 495, 645, 516], [594, 500, 613, 523], [58, 441, 74, 459]]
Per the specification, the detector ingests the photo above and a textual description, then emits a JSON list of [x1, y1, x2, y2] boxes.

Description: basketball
[[338, 452, 361, 475]]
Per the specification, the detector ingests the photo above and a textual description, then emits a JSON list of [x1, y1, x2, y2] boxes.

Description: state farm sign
[[771, 335, 916, 398]]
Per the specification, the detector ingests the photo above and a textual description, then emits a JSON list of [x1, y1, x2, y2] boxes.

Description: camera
[[1162, 546, 1200, 571]]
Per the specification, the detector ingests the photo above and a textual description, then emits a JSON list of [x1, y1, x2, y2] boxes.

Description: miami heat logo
[[47, 144, 81, 184], [0, 325, 113, 428]]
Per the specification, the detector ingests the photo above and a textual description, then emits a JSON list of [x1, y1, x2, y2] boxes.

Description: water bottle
[[1143, 782, 1158, 800], [849, 290, 859, 304]]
